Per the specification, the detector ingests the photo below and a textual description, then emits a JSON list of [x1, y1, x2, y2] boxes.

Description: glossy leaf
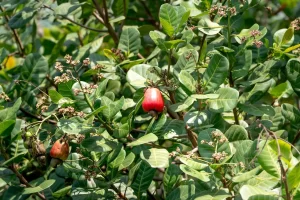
[[203, 54, 229, 92], [207, 88, 239, 113], [128, 133, 158, 147], [118, 27, 141, 56], [140, 148, 169, 168]]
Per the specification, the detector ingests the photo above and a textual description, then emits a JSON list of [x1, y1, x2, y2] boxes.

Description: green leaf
[[286, 58, 300, 96], [21, 53, 48, 87], [174, 50, 198, 74], [179, 156, 208, 170], [118, 27, 141, 56], [151, 119, 186, 137], [159, 4, 188, 37], [269, 81, 293, 100], [0, 98, 22, 121], [84, 105, 107, 119], [166, 180, 195, 200], [239, 185, 277, 200], [170, 97, 195, 112], [269, 139, 292, 162], [113, 123, 129, 138], [112, 0, 129, 16], [8, 7, 36, 29], [287, 161, 300, 191], [140, 148, 169, 168], [193, 190, 231, 200], [81, 136, 117, 152], [164, 39, 185, 49], [207, 88, 239, 113], [247, 79, 273, 103], [54, 2, 83, 16], [118, 152, 135, 171], [232, 166, 262, 183], [247, 171, 279, 189], [128, 133, 158, 147], [179, 164, 210, 182], [203, 53, 229, 92], [52, 186, 72, 198], [191, 94, 219, 99], [198, 17, 222, 35], [248, 195, 278, 200], [1, 152, 27, 166], [232, 50, 252, 80], [108, 147, 126, 169], [178, 70, 197, 94], [224, 125, 248, 141], [126, 64, 159, 89], [23, 179, 55, 194], [274, 28, 294, 47], [231, 140, 255, 170], [257, 142, 280, 178], [131, 161, 156, 197], [57, 118, 92, 134], [101, 96, 124, 122], [49, 89, 63, 104], [0, 120, 16, 138], [197, 128, 215, 158], [163, 164, 182, 193], [238, 103, 275, 117]]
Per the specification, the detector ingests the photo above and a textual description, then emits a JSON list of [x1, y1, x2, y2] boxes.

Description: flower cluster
[[36, 96, 48, 112], [253, 40, 263, 48], [73, 84, 97, 95], [64, 54, 79, 66], [212, 151, 227, 162], [0, 92, 10, 101], [292, 48, 300, 56], [111, 48, 125, 62], [291, 18, 300, 30], [212, 130, 228, 143], [210, 5, 237, 17], [200, 140, 214, 147], [83, 58, 90, 66], [58, 106, 85, 117], [54, 73, 72, 85], [250, 30, 262, 38], [55, 62, 64, 72], [85, 165, 98, 181], [91, 63, 105, 70]]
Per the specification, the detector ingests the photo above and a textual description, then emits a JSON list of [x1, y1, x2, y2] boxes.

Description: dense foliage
[[1, 0, 300, 199]]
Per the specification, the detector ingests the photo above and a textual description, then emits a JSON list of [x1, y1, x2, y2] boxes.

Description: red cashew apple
[[50, 138, 69, 161], [142, 87, 164, 113]]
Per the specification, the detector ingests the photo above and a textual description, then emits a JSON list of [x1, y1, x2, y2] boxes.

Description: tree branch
[[92, 0, 119, 44]]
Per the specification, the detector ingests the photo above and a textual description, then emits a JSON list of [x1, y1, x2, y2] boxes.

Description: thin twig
[[92, 0, 119, 44], [42, 4, 108, 33], [0, 6, 25, 57], [260, 124, 291, 200], [0, 142, 46, 200], [20, 107, 57, 124], [139, 0, 160, 29]]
